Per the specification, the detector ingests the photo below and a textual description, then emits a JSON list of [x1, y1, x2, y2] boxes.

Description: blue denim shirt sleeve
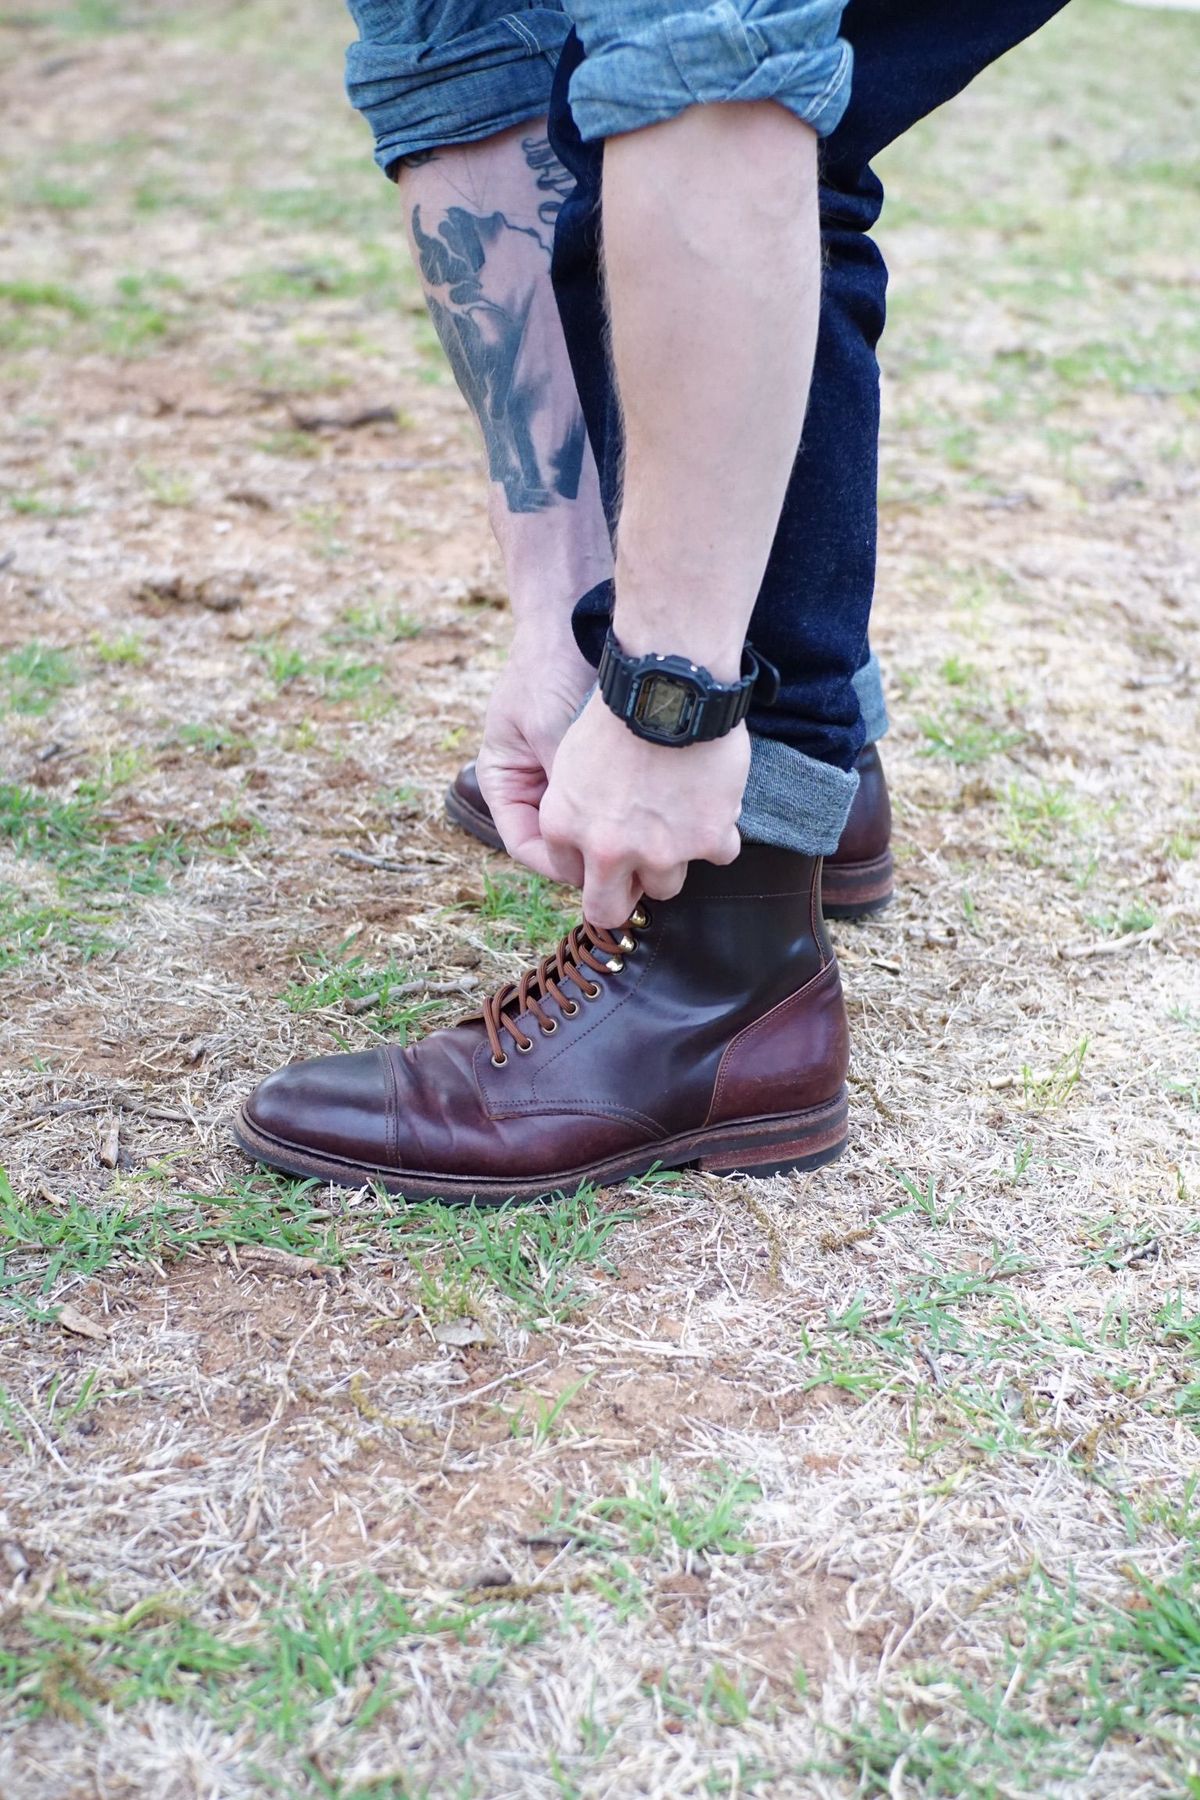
[[344, 0, 851, 173], [345, 2, 571, 173], [565, 0, 852, 142]]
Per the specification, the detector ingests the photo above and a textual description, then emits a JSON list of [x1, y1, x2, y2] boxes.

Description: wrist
[[611, 590, 745, 685]]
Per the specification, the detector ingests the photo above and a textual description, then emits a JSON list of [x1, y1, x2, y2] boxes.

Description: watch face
[[634, 673, 694, 739]]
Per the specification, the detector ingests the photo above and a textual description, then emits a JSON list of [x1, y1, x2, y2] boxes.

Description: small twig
[[283, 1288, 328, 1378], [333, 848, 430, 875], [98, 1121, 120, 1169], [1123, 659, 1191, 691], [847, 1069, 899, 1124], [916, 1341, 946, 1389], [1059, 924, 1163, 960], [344, 974, 479, 1016], [288, 404, 398, 433]]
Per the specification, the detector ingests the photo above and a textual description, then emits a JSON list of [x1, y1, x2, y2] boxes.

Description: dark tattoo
[[398, 148, 441, 169], [411, 200, 586, 513], [521, 134, 575, 230]]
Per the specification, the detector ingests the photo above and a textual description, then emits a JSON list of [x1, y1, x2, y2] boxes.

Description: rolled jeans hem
[[853, 650, 888, 744], [740, 735, 858, 856]]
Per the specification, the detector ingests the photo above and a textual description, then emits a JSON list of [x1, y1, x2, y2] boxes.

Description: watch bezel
[[628, 664, 706, 744]]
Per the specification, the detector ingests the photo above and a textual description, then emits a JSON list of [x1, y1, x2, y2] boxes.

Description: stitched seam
[[703, 961, 838, 1128], [805, 40, 853, 120], [503, 14, 538, 54], [810, 858, 825, 969], [486, 1101, 664, 1132], [382, 1046, 401, 1168]]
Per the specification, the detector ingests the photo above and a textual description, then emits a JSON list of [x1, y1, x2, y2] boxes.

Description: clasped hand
[[476, 635, 747, 928]]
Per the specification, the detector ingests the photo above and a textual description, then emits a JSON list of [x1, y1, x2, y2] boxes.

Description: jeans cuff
[[344, 7, 571, 174], [566, 0, 852, 142], [740, 734, 858, 855], [853, 650, 889, 744]]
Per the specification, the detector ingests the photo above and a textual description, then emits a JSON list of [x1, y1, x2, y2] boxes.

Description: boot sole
[[446, 783, 893, 921], [233, 1086, 848, 1205]]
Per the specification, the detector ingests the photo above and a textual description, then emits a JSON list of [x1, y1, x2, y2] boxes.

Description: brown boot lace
[[481, 907, 648, 1068]]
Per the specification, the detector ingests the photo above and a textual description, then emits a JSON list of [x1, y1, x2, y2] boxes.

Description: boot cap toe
[[241, 1048, 393, 1168]]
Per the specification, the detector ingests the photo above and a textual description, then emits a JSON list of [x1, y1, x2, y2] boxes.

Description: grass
[[281, 944, 439, 1042], [548, 1462, 762, 1561], [0, 1163, 633, 1326], [476, 872, 575, 947], [391, 1189, 636, 1324], [256, 643, 391, 706], [0, 781, 184, 898], [0, 889, 119, 971], [324, 603, 423, 646], [0, 272, 180, 357], [2, 1575, 491, 1739], [3, 1, 1198, 1796], [0, 643, 78, 715]]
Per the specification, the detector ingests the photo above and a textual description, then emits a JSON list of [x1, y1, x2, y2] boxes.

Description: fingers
[[581, 860, 642, 930], [579, 857, 689, 927], [638, 862, 689, 902], [491, 796, 585, 886]]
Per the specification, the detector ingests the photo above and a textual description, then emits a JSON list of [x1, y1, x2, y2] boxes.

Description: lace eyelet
[[605, 957, 624, 974], [631, 907, 649, 929], [541, 1019, 558, 1035], [619, 933, 637, 954], [515, 1039, 534, 1054], [584, 982, 602, 1000], [562, 1000, 580, 1017], [491, 1054, 508, 1069]]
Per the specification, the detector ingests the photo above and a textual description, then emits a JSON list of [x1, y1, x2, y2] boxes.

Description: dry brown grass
[[2, 2, 1199, 1796]]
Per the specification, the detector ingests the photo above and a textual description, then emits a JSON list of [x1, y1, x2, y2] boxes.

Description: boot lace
[[481, 909, 647, 1067]]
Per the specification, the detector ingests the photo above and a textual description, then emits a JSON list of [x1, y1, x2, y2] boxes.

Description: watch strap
[[597, 630, 777, 745]]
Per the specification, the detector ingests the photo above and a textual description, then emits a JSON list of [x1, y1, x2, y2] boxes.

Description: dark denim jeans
[[552, 0, 1070, 849]]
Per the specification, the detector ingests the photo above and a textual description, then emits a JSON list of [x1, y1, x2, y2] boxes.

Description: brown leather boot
[[234, 844, 850, 1202], [446, 743, 894, 920]]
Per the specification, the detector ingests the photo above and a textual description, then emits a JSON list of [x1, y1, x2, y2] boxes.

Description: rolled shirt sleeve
[[564, 0, 852, 141], [345, 1, 571, 173]]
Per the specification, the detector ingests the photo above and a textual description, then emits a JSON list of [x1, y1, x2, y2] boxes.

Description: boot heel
[[696, 1090, 849, 1179], [821, 849, 895, 921]]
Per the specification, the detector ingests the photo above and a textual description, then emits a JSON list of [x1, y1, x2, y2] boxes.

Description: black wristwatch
[[597, 628, 779, 747]]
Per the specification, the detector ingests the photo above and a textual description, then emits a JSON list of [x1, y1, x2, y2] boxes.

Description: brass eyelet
[[562, 1000, 580, 1017], [491, 1054, 508, 1068], [541, 1019, 558, 1035], [619, 933, 637, 954], [631, 907, 649, 929], [605, 957, 624, 974], [515, 1039, 534, 1054], [584, 982, 602, 1000]]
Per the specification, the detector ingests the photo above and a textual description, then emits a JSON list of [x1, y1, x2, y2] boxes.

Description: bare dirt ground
[[1, 3, 1198, 1796]]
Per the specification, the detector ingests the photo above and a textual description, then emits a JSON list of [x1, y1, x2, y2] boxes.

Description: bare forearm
[[604, 103, 821, 680], [398, 125, 612, 635], [536, 102, 823, 923]]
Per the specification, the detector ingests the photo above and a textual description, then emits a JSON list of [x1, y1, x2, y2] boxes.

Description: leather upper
[[242, 844, 849, 1181]]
